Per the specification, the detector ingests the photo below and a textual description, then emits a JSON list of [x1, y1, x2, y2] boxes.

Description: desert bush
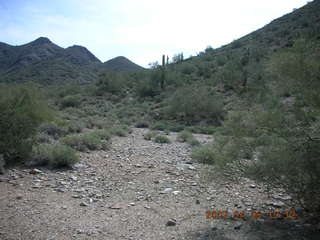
[[0, 83, 52, 166], [181, 63, 196, 75], [191, 144, 216, 164], [66, 121, 85, 134], [154, 135, 171, 144], [60, 95, 81, 108], [165, 85, 225, 124], [34, 132, 52, 144], [96, 72, 126, 95], [30, 143, 79, 168], [39, 122, 64, 139], [135, 121, 149, 128], [208, 40, 320, 214], [177, 131, 193, 142], [93, 129, 112, 141], [177, 131, 200, 146], [110, 126, 129, 137], [186, 126, 217, 134], [144, 131, 157, 140], [61, 131, 111, 152], [151, 121, 169, 131]]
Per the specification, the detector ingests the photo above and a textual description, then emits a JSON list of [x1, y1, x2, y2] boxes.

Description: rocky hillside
[[100, 56, 145, 72]]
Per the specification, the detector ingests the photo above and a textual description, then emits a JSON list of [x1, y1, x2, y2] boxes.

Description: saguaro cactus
[[160, 54, 166, 90]]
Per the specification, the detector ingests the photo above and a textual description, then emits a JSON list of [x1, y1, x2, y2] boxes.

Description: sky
[[0, 0, 310, 67]]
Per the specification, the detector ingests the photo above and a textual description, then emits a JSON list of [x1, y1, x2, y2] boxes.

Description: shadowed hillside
[[0, 38, 144, 84], [100, 56, 145, 72]]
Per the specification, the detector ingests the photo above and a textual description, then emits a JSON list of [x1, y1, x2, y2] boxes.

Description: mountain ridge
[[0, 37, 144, 84]]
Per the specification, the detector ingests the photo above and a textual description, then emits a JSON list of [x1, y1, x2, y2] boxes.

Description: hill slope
[[100, 56, 145, 72]]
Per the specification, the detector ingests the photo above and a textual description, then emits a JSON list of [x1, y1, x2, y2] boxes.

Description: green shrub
[[34, 132, 52, 144], [186, 126, 217, 134], [151, 121, 169, 131], [154, 135, 171, 144], [60, 95, 81, 108], [191, 144, 216, 164], [177, 131, 200, 146], [39, 122, 64, 139], [93, 129, 112, 141], [96, 72, 126, 95], [0, 83, 52, 166], [177, 131, 193, 142], [168, 124, 185, 132], [165, 85, 225, 125], [30, 143, 79, 168], [188, 138, 201, 147], [110, 126, 129, 137], [61, 131, 111, 152], [210, 40, 320, 214], [66, 121, 85, 134], [135, 121, 149, 128], [144, 131, 156, 140], [181, 63, 196, 75]]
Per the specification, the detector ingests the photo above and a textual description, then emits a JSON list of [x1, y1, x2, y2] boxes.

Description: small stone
[[249, 184, 256, 188], [62, 205, 67, 209], [188, 165, 196, 170], [74, 163, 87, 169], [161, 188, 173, 194], [77, 229, 84, 234], [234, 223, 242, 230], [172, 191, 180, 195], [166, 219, 177, 226], [16, 195, 23, 200], [70, 176, 78, 181], [72, 195, 81, 199], [29, 169, 42, 175], [56, 188, 65, 193], [80, 202, 88, 207], [74, 188, 85, 193], [196, 200, 200, 204], [109, 203, 125, 209], [144, 205, 151, 209], [129, 202, 135, 206], [272, 201, 285, 208]]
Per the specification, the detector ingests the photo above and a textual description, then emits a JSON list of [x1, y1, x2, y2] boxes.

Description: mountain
[[64, 45, 101, 65], [0, 37, 144, 84], [100, 56, 145, 72]]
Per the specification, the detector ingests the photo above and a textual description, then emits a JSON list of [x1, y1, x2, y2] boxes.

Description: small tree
[[0, 83, 52, 166]]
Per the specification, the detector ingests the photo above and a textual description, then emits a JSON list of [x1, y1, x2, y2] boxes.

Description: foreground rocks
[[0, 129, 318, 240]]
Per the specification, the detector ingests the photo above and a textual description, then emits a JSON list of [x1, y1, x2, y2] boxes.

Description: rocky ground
[[0, 128, 319, 240]]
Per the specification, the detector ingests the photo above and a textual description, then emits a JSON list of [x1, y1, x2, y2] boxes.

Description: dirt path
[[0, 129, 318, 240]]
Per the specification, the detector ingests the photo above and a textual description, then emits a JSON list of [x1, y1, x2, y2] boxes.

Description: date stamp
[[205, 208, 298, 220]]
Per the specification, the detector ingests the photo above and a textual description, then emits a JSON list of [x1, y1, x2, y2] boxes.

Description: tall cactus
[[160, 54, 166, 90]]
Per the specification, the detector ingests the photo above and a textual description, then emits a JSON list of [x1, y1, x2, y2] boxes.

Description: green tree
[[0, 83, 53, 166]]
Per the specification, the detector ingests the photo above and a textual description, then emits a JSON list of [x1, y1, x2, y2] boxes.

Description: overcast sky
[[0, 0, 310, 67]]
